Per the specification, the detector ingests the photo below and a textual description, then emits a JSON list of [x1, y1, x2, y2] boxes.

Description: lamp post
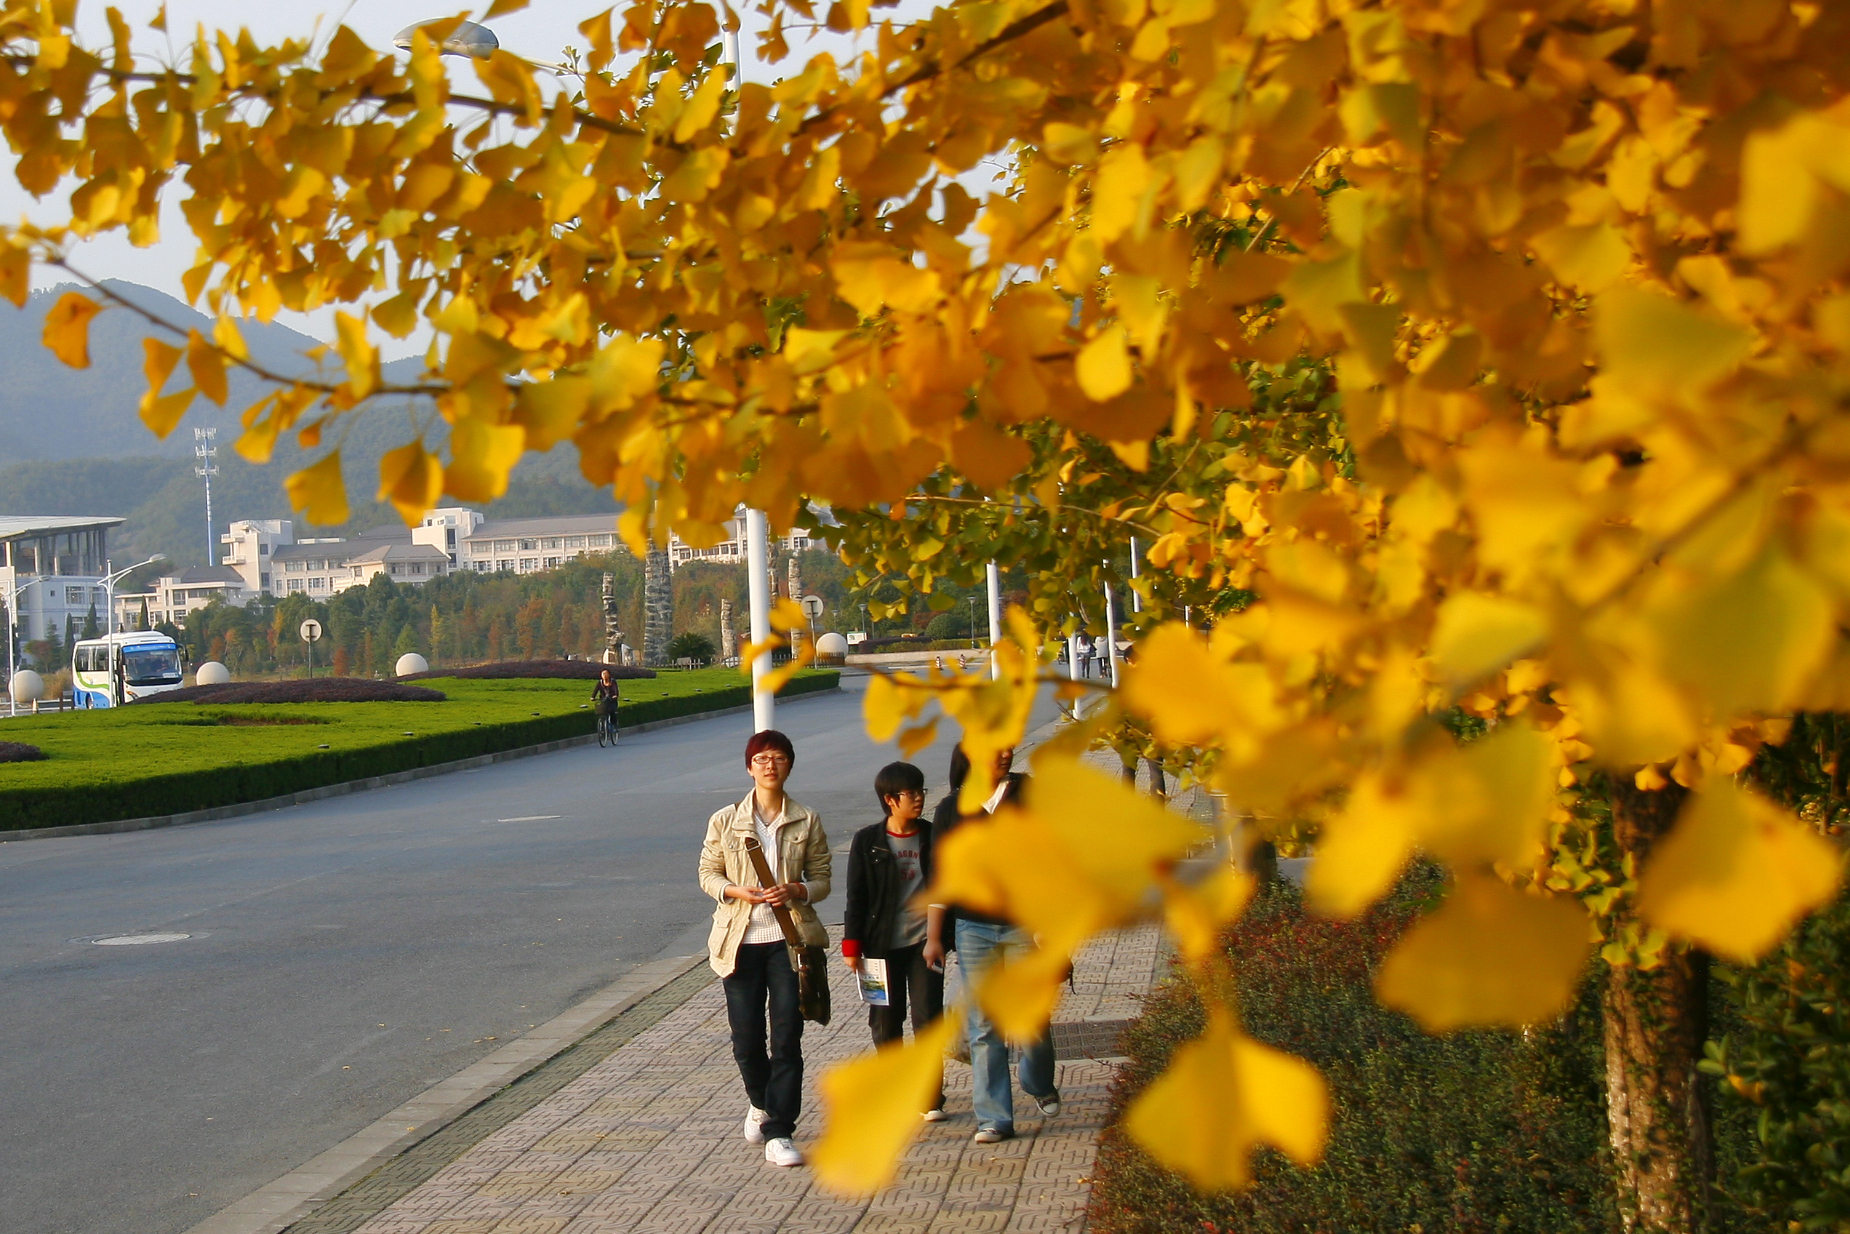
[[102, 557, 162, 636], [985, 561, 1003, 680], [744, 507, 773, 733], [5, 574, 45, 718]]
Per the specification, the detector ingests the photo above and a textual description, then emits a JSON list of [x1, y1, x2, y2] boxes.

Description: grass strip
[[0, 669, 837, 830]]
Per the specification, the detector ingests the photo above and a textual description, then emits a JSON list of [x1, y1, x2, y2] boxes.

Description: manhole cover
[[91, 933, 192, 946]]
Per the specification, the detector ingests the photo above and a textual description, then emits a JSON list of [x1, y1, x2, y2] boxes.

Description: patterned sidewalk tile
[[343, 922, 1160, 1234]]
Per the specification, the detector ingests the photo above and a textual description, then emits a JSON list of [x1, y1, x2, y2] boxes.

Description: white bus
[[71, 631, 186, 708]]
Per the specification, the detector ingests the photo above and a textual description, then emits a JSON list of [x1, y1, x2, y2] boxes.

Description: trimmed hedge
[[0, 670, 838, 831], [0, 740, 45, 763], [399, 660, 658, 681], [132, 678, 447, 704]]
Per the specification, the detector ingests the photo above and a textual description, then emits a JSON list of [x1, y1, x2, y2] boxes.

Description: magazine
[[856, 957, 890, 1007]]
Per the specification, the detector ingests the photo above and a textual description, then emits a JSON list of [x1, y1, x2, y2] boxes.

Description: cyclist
[[591, 667, 620, 745]]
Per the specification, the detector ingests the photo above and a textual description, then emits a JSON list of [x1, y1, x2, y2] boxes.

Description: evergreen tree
[[81, 602, 99, 640], [137, 597, 149, 631]]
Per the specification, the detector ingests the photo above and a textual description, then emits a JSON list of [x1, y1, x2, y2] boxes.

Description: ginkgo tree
[[6, 0, 1850, 1226]]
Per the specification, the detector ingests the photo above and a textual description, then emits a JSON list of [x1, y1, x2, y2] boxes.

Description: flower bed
[[132, 678, 447, 704], [398, 660, 657, 682], [0, 740, 46, 763]]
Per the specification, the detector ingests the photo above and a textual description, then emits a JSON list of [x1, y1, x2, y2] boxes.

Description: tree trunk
[[1603, 779, 1712, 1234]]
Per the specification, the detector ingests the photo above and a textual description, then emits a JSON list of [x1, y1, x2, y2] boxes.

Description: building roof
[[345, 542, 451, 564], [160, 565, 248, 587], [464, 514, 620, 541], [0, 515, 125, 540]]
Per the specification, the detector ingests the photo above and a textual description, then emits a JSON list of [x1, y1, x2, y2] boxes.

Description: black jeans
[[867, 942, 945, 1111], [723, 941, 804, 1141]]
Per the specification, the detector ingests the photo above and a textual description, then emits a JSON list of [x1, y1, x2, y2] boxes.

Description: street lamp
[[102, 557, 163, 636], [5, 574, 45, 718]]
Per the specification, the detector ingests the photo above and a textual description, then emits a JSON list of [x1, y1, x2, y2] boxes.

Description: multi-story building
[[219, 518, 294, 595], [458, 513, 627, 575], [272, 530, 453, 597], [1, 515, 123, 643], [666, 513, 812, 570], [115, 565, 255, 629]]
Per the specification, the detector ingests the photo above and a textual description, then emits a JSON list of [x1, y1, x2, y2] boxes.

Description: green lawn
[[0, 668, 838, 831]]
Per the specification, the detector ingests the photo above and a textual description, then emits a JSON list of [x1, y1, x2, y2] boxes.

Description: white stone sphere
[[10, 669, 43, 702], [195, 661, 231, 686], [815, 632, 849, 657], [395, 653, 430, 677]]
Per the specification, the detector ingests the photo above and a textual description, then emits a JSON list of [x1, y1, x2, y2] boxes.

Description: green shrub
[[1089, 875, 1617, 1234], [1704, 882, 1850, 1231]]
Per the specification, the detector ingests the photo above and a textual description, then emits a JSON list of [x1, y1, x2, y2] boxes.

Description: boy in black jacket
[[841, 760, 946, 1121]]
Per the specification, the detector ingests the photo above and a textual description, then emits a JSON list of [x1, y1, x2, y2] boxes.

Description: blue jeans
[[723, 942, 803, 1141], [955, 920, 1057, 1134]]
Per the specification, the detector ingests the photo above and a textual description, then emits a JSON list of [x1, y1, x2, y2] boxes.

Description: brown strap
[[741, 835, 804, 949]]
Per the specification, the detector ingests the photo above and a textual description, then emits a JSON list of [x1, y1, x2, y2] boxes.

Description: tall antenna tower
[[194, 426, 219, 566]]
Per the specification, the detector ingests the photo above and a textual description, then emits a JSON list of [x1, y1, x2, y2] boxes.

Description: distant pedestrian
[[590, 667, 619, 740], [929, 744, 1058, 1143], [697, 729, 832, 1168], [1078, 636, 1095, 679], [842, 761, 946, 1121]]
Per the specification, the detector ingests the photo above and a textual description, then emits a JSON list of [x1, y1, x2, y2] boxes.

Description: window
[[286, 560, 304, 572], [473, 561, 490, 572], [260, 573, 270, 589], [309, 577, 326, 592], [519, 538, 538, 551], [410, 562, 425, 575], [389, 565, 402, 577], [590, 534, 611, 547], [542, 537, 561, 550], [498, 559, 514, 572], [494, 539, 516, 552], [519, 557, 538, 571], [259, 543, 270, 555], [287, 579, 305, 592], [544, 556, 561, 569], [565, 536, 586, 549], [124, 647, 182, 685]]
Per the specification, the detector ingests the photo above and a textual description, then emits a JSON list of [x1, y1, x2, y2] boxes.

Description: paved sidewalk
[[337, 923, 1164, 1234]]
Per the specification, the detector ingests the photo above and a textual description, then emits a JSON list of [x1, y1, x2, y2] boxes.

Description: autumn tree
[[7, 0, 1850, 1226]]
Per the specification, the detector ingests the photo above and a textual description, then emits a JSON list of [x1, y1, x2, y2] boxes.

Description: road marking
[[91, 932, 191, 945], [496, 815, 561, 822]]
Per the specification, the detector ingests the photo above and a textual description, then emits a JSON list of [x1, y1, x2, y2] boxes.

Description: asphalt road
[[0, 678, 1059, 1234]]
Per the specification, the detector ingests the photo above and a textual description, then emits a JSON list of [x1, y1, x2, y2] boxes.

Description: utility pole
[[194, 427, 219, 566], [985, 561, 1003, 680]]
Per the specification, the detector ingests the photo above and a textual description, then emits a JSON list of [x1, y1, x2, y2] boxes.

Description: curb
[[0, 686, 841, 843], [184, 952, 710, 1234]]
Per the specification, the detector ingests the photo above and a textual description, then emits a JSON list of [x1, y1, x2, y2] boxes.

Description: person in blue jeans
[[927, 744, 1059, 1143]]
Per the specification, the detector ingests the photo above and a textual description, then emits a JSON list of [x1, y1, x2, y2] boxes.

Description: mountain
[[0, 281, 617, 569]]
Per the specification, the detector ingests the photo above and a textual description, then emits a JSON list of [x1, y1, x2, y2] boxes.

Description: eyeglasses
[[750, 754, 791, 768], [889, 789, 925, 800]]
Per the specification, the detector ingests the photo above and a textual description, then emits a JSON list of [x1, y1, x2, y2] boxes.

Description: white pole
[[985, 560, 1002, 680], [745, 507, 774, 733], [1105, 576, 1121, 689], [105, 558, 114, 636], [1129, 535, 1142, 614], [5, 578, 14, 719]]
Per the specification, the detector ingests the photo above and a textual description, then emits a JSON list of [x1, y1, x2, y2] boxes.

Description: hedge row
[[0, 672, 838, 832]]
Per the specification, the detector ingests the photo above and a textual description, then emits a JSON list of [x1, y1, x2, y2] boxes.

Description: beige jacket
[[697, 793, 832, 977]]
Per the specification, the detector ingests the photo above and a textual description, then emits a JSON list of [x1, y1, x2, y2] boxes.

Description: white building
[[115, 565, 254, 629], [459, 513, 627, 575], [1, 515, 123, 643], [220, 509, 473, 598], [667, 513, 812, 570]]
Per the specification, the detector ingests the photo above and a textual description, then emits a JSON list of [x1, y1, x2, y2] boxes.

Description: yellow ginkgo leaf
[[975, 938, 1085, 1042], [377, 441, 443, 526], [1124, 1008, 1328, 1191], [1076, 323, 1133, 401], [1377, 875, 1591, 1031], [1120, 623, 1282, 747], [1429, 592, 1546, 687], [1637, 779, 1842, 962], [812, 1016, 953, 1194], [286, 451, 350, 527], [335, 311, 379, 401], [862, 672, 912, 742], [1162, 865, 1256, 963], [1306, 771, 1418, 917], [897, 716, 938, 759], [444, 419, 525, 503], [1021, 752, 1206, 904], [43, 291, 101, 368], [186, 329, 228, 405], [139, 387, 197, 439]]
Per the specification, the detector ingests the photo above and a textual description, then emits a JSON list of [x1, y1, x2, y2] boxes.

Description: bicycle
[[595, 704, 619, 747]]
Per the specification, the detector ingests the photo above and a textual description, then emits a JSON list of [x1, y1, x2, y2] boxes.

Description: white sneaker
[[743, 1105, 768, 1144], [764, 1136, 804, 1167], [921, 1107, 947, 1122], [1036, 1093, 1062, 1117]]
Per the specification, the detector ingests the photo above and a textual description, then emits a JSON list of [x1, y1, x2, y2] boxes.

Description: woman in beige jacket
[[697, 729, 831, 1167]]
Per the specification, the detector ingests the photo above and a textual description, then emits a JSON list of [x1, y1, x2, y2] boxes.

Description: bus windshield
[[124, 647, 183, 685]]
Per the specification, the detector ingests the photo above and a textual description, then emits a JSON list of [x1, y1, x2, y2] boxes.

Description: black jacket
[[841, 820, 934, 961], [930, 771, 1027, 931]]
